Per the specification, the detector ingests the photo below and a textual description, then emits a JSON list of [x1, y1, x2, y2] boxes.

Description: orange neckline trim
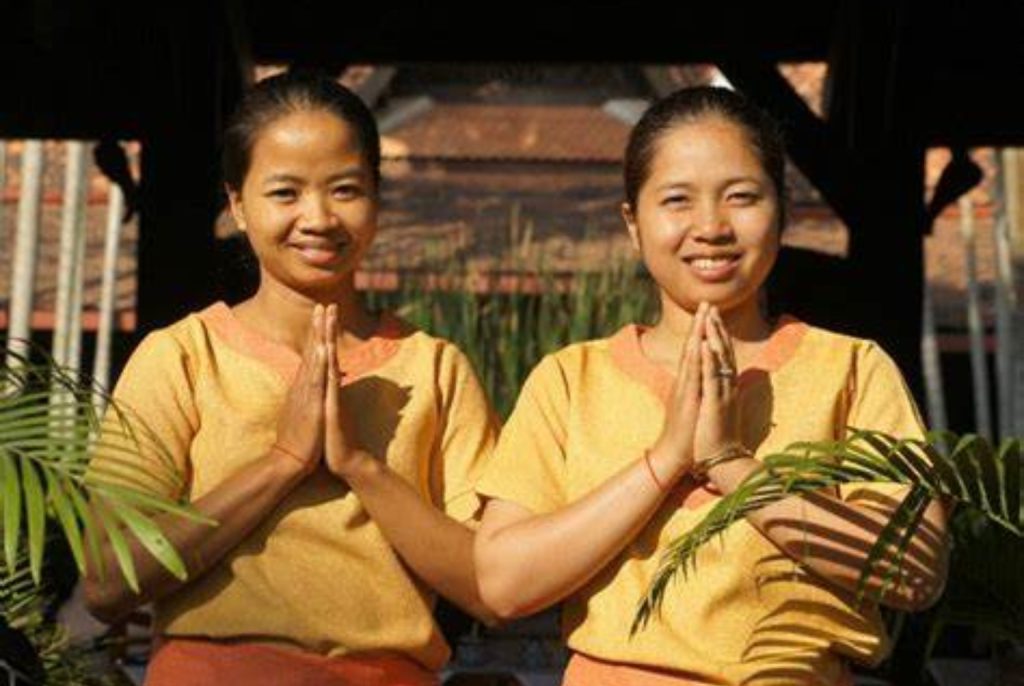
[[607, 315, 809, 511], [197, 301, 408, 384], [608, 314, 809, 406]]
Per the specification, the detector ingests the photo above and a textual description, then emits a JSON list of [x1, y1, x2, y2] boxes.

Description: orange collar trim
[[197, 301, 409, 384], [608, 314, 809, 405]]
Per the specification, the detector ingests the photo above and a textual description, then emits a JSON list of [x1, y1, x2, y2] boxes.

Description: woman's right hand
[[272, 304, 328, 474], [647, 302, 707, 484]]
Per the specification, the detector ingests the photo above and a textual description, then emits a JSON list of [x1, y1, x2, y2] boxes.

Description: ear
[[621, 202, 641, 252], [226, 185, 246, 231]]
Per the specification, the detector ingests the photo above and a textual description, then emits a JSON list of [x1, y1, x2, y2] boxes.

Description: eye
[[333, 183, 364, 200], [662, 194, 691, 208], [266, 187, 297, 202], [727, 191, 761, 206]]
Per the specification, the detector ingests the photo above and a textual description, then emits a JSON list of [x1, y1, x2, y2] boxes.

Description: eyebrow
[[261, 168, 365, 185], [654, 176, 763, 192]]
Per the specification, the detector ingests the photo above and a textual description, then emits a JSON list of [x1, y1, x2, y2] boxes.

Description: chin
[[665, 285, 758, 314]]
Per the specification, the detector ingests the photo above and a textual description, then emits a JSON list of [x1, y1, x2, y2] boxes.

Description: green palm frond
[[0, 547, 43, 627], [632, 429, 1024, 635], [925, 508, 1024, 652], [0, 349, 209, 592]]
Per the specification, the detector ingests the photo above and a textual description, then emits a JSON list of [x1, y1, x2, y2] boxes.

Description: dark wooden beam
[[717, 58, 863, 229], [135, 3, 245, 332], [724, 2, 928, 407]]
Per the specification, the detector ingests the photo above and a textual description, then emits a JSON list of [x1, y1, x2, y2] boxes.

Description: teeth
[[691, 257, 733, 270]]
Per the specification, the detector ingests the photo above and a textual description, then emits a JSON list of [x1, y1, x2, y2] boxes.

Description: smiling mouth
[[289, 241, 349, 266], [682, 254, 742, 281]]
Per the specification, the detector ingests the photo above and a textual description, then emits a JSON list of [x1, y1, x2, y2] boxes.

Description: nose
[[298, 192, 338, 232], [692, 199, 733, 243]]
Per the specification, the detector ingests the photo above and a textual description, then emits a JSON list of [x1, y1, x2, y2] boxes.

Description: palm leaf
[[633, 430, 1024, 635], [855, 484, 930, 602], [927, 510, 1024, 651], [3, 455, 22, 569], [45, 471, 85, 573], [998, 439, 1021, 527], [20, 459, 45, 584], [0, 349, 206, 593]]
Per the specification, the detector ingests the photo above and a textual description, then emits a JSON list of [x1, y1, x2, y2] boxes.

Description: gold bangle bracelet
[[692, 444, 753, 481]]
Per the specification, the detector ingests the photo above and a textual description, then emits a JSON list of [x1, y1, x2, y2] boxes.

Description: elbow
[[900, 576, 946, 612], [896, 546, 950, 612], [82, 574, 132, 626], [481, 592, 533, 623], [475, 571, 537, 622], [474, 545, 534, 622], [467, 602, 503, 629], [473, 518, 552, 622], [883, 572, 947, 613]]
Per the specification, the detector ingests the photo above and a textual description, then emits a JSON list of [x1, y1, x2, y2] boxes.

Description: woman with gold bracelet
[[473, 87, 950, 685]]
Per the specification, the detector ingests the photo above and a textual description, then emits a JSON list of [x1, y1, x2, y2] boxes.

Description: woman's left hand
[[693, 306, 742, 467], [323, 304, 374, 480]]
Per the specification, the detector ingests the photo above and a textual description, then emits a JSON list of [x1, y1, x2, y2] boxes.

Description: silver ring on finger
[[714, 366, 736, 379]]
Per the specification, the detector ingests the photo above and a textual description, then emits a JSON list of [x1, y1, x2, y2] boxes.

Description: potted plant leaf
[[0, 351, 206, 684], [633, 430, 1024, 686]]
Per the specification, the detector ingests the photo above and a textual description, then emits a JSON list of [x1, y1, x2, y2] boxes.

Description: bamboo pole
[[52, 141, 88, 371], [66, 185, 87, 376], [92, 183, 124, 411], [959, 194, 993, 440], [1005, 148, 1024, 437], [0, 141, 7, 277], [921, 281, 948, 433], [6, 141, 44, 367], [993, 155, 1016, 441]]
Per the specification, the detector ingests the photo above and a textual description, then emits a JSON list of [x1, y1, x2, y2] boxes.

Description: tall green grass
[[365, 264, 658, 417]]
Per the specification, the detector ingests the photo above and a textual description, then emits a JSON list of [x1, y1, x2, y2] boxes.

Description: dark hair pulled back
[[222, 70, 381, 192], [623, 86, 786, 226]]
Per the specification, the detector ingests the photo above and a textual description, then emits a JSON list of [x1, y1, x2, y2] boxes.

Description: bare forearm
[[708, 458, 949, 610], [475, 446, 683, 620], [84, 452, 307, 623], [342, 454, 496, 624]]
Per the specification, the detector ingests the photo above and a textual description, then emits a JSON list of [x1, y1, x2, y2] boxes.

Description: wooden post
[[0, 141, 6, 292], [993, 155, 1017, 441], [6, 141, 44, 367], [1002, 148, 1024, 437], [959, 195, 992, 439], [92, 183, 125, 409], [921, 283, 948, 433], [135, 5, 243, 332], [52, 140, 88, 371]]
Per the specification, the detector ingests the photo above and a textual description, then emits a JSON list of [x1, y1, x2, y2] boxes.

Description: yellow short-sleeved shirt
[[90, 302, 498, 671], [476, 316, 925, 685]]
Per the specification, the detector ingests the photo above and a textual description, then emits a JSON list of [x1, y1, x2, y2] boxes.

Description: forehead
[[248, 109, 363, 173], [647, 116, 766, 181]]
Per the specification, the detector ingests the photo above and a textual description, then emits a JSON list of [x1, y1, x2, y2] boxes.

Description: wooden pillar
[[136, 3, 244, 332], [722, 1, 927, 403], [826, 0, 927, 402], [1002, 148, 1024, 437]]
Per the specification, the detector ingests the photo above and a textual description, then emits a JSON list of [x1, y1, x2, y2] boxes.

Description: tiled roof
[[0, 64, 1006, 336], [383, 104, 631, 163]]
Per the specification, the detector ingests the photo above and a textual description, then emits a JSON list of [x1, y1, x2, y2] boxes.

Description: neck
[[244, 272, 373, 353]]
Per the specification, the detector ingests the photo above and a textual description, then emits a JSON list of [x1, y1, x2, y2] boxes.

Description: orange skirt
[[562, 652, 855, 686], [145, 638, 439, 686]]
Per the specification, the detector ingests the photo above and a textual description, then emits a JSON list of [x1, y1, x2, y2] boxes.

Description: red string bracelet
[[643, 450, 668, 492]]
